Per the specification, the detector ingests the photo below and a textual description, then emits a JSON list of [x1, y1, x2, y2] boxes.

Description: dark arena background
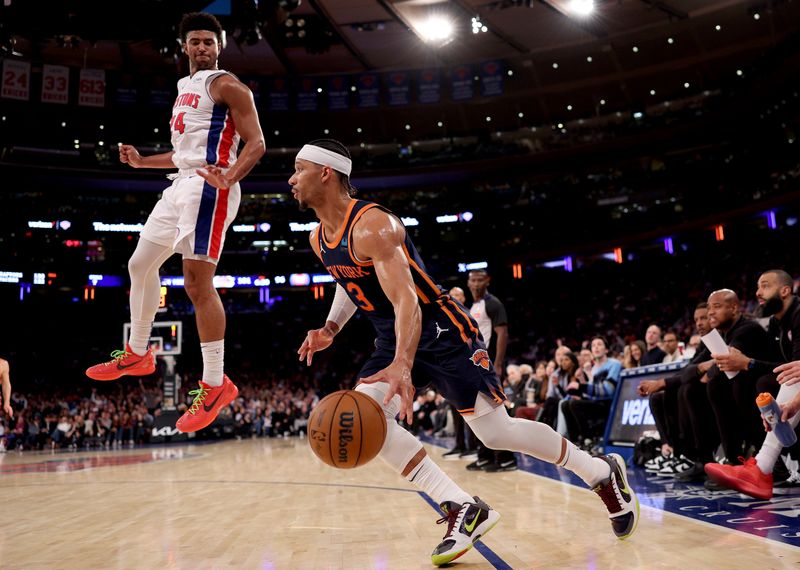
[[1, 0, 800, 567]]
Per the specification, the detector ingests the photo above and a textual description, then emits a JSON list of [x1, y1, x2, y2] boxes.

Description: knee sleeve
[[128, 239, 173, 320], [355, 382, 423, 473], [465, 394, 561, 462]]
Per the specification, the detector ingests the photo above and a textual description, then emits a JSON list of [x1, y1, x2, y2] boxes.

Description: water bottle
[[757, 393, 798, 447]]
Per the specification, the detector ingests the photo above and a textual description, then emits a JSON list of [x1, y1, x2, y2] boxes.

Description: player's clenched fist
[[119, 144, 142, 168]]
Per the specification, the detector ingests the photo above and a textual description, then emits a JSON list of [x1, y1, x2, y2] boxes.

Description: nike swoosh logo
[[203, 392, 224, 412], [464, 509, 481, 533], [615, 471, 631, 498], [117, 357, 146, 370]]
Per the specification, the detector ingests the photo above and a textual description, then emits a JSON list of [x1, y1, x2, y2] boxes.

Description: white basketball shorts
[[140, 173, 241, 264]]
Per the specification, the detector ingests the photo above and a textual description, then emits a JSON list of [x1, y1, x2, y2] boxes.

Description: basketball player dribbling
[[292, 139, 639, 566], [86, 13, 265, 433]]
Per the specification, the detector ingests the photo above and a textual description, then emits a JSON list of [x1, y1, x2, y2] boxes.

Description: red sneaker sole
[[86, 361, 156, 381]]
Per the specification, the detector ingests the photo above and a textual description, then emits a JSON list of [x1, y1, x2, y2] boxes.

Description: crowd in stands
[[3, 262, 800, 503]]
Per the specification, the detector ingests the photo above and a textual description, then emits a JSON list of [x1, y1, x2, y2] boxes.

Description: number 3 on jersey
[[346, 283, 375, 312], [170, 112, 186, 135]]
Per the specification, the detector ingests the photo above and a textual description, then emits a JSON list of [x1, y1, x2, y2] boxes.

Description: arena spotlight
[[568, 0, 595, 16], [418, 16, 454, 44]]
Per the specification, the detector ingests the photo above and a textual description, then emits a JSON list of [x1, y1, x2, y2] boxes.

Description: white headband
[[296, 144, 352, 177]]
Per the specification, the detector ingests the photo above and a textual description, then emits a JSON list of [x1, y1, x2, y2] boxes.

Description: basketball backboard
[[123, 321, 183, 355]]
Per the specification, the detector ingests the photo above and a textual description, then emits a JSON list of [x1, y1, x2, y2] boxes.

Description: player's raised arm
[[353, 210, 419, 423], [199, 76, 266, 189]]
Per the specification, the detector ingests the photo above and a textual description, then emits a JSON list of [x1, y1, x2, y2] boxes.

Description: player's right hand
[[119, 144, 142, 168], [298, 327, 335, 366], [360, 362, 415, 424], [3, 402, 12, 418]]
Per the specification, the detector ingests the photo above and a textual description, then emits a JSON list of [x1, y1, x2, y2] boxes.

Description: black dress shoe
[[704, 478, 726, 491], [675, 462, 706, 483]]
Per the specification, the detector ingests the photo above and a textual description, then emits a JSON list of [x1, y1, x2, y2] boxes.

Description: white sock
[[128, 319, 152, 356], [201, 340, 224, 387], [406, 456, 472, 506], [559, 439, 612, 487], [755, 437, 781, 474]]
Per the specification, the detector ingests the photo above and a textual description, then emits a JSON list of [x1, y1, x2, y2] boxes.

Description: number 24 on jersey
[[170, 112, 186, 135]]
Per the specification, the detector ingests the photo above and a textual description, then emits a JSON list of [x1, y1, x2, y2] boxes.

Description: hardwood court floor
[[1, 438, 798, 569]]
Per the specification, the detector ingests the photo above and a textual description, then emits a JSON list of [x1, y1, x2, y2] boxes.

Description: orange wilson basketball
[[308, 390, 387, 468]]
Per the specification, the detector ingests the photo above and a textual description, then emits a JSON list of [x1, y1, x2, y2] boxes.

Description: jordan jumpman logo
[[435, 322, 449, 339]]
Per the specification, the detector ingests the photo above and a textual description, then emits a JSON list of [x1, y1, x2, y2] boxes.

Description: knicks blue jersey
[[315, 199, 505, 413], [316, 200, 473, 338]]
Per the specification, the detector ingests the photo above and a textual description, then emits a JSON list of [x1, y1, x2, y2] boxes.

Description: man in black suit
[[638, 303, 715, 479], [704, 289, 778, 463]]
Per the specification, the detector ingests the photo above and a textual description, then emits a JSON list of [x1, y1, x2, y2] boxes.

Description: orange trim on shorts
[[489, 387, 504, 403], [439, 304, 469, 343], [415, 285, 431, 304], [346, 203, 379, 267], [457, 407, 475, 415], [322, 199, 357, 249], [446, 298, 479, 336]]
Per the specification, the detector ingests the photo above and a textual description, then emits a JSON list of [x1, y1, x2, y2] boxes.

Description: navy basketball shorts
[[356, 308, 505, 415]]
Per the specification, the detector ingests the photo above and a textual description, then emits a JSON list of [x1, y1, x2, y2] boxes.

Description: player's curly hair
[[308, 138, 357, 197], [179, 12, 224, 45]]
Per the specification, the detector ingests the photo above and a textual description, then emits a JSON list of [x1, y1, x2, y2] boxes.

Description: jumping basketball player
[[293, 139, 639, 566], [86, 13, 265, 433]]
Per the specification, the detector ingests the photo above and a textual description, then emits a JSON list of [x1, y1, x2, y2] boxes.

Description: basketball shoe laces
[[103, 349, 133, 367], [436, 504, 466, 539], [595, 475, 625, 515], [186, 384, 210, 415]]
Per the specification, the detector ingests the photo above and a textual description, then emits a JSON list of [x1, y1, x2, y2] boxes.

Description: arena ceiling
[[1, 0, 798, 142], [2, 0, 798, 77]]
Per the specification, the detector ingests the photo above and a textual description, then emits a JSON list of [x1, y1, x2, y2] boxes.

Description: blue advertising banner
[[296, 77, 318, 112], [386, 71, 410, 107], [327, 75, 350, 110], [267, 77, 289, 112], [450, 65, 474, 101], [480, 60, 504, 97], [148, 76, 173, 108], [356, 73, 380, 108], [418, 68, 441, 104], [115, 73, 139, 106]]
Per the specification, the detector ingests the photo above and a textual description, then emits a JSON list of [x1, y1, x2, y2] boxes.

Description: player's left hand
[[360, 362, 415, 423], [712, 346, 750, 372], [3, 402, 12, 418], [197, 165, 234, 189]]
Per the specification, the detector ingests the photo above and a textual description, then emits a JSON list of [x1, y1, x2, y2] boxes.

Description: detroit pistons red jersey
[[169, 69, 240, 170]]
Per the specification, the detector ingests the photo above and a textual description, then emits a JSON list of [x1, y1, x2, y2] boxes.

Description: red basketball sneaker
[[176, 375, 239, 433], [86, 345, 156, 381], [704, 457, 773, 500]]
